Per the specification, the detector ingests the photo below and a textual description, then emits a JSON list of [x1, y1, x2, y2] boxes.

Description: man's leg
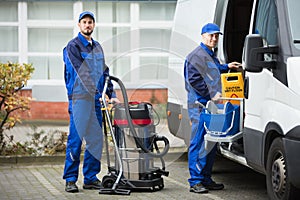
[[201, 143, 224, 190], [63, 113, 82, 192], [82, 150, 101, 189], [188, 113, 207, 185], [188, 114, 210, 193], [187, 107, 210, 193], [82, 103, 102, 189], [201, 143, 217, 185]]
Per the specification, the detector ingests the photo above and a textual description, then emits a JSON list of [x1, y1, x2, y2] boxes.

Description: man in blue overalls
[[63, 11, 119, 193], [184, 23, 240, 193]]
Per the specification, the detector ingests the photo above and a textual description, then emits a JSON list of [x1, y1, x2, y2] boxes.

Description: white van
[[167, 0, 300, 199]]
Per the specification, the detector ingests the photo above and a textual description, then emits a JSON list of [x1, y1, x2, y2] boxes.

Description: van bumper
[[283, 137, 300, 188]]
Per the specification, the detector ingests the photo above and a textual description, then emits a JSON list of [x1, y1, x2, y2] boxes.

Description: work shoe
[[189, 183, 209, 193], [83, 180, 102, 190], [203, 181, 224, 190], [65, 181, 79, 193]]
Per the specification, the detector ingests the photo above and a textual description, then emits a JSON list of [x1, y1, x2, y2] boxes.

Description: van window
[[254, 0, 279, 46], [287, 0, 300, 49]]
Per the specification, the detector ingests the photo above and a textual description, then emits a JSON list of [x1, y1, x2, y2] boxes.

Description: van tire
[[266, 138, 298, 200]]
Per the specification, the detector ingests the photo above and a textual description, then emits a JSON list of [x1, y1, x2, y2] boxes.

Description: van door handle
[[244, 76, 249, 99]]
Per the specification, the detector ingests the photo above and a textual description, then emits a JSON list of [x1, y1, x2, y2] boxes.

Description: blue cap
[[201, 23, 222, 35], [78, 11, 95, 22]]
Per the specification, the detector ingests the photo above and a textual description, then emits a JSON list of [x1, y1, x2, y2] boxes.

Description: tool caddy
[[204, 71, 245, 145]]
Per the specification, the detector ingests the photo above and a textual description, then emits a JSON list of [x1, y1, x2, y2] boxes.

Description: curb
[[0, 148, 188, 166], [0, 155, 66, 165]]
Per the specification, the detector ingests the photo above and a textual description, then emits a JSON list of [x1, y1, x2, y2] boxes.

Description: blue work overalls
[[184, 43, 228, 187], [62, 32, 116, 184]]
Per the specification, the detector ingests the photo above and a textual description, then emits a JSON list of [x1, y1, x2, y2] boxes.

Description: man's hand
[[212, 92, 222, 101], [110, 98, 121, 104], [228, 61, 242, 69], [99, 96, 120, 105]]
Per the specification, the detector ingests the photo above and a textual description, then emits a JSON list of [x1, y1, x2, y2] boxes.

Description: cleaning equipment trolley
[[203, 98, 244, 149], [99, 76, 169, 195]]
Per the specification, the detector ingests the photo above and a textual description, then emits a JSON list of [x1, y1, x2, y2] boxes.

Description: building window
[[0, 2, 18, 22], [0, 2, 18, 63], [95, 27, 131, 52], [28, 2, 73, 20], [110, 56, 131, 82], [28, 28, 72, 52], [0, 27, 18, 52], [27, 28, 72, 80], [0, 1, 176, 87], [83, 2, 130, 23], [140, 56, 168, 80], [140, 2, 176, 21], [0, 57, 18, 63], [29, 56, 63, 80], [26, 1, 73, 80], [139, 29, 171, 51]]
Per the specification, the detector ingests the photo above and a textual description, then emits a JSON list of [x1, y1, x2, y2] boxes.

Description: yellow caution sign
[[221, 72, 244, 104]]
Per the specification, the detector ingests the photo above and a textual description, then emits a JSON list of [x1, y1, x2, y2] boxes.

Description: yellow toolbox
[[221, 72, 244, 104]]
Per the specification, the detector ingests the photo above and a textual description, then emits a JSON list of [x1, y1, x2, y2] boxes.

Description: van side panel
[[284, 125, 300, 188], [167, 102, 191, 145], [243, 127, 264, 173], [283, 138, 300, 188], [167, 0, 217, 145]]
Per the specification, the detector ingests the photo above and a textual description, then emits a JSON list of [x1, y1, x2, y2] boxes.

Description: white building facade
[[0, 0, 176, 103]]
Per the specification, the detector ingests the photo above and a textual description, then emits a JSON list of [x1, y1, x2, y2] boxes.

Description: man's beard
[[82, 30, 93, 36]]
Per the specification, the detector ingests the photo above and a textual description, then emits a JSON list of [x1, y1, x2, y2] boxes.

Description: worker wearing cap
[[62, 11, 119, 193], [184, 23, 240, 193]]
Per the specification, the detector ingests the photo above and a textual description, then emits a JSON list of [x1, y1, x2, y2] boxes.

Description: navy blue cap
[[78, 11, 95, 22], [201, 23, 222, 35]]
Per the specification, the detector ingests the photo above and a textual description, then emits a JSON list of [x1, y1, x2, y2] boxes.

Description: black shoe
[[65, 181, 79, 193], [83, 180, 102, 190], [203, 181, 224, 190], [190, 183, 209, 193]]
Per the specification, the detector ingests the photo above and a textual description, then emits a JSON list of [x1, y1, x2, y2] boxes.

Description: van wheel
[[266, 138, 298, 200]]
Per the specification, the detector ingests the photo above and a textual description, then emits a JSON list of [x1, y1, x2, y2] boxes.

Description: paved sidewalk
[[0, 154, 194, 200], [0, 153, 269, 200], [0, 121, 195, 200], [0, 117, 270, 199], [1, 154, 239, 200]]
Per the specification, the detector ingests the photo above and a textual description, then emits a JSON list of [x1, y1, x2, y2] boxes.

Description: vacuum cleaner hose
[[109, 76, 169, 158]]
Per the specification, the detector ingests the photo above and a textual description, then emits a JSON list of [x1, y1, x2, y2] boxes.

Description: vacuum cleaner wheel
[[101, 175, 117, 189], [99, 175, 131, 195]]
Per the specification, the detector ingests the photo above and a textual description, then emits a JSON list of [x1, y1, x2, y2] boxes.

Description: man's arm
[[103, 65, 120, 104], [188, 53, 222, 99], [63, 44, 82, 97], [185, 61, 210, 98], [64, 43, 82, 72]]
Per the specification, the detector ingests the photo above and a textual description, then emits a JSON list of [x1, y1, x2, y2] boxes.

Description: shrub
[[2, 126, 67, 156], [0, 62, 34, 154]]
